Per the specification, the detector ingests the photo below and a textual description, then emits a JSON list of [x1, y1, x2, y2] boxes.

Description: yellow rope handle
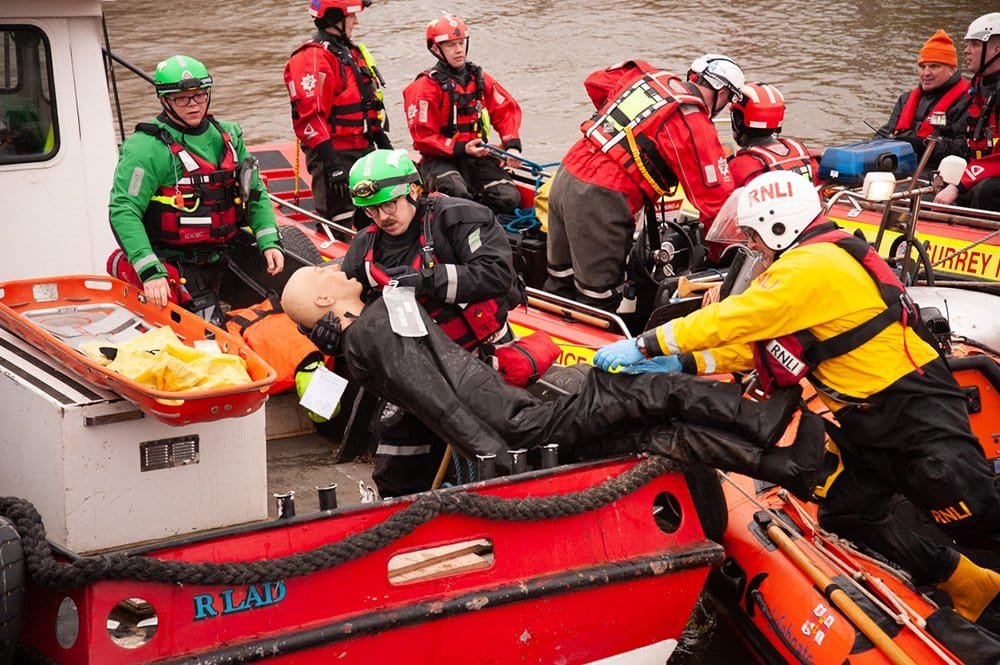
[[293, 137, 302, 205], [624, 125, 667, 198]]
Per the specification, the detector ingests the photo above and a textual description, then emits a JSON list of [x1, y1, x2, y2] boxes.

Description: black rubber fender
[[0, 516, 24, 665]]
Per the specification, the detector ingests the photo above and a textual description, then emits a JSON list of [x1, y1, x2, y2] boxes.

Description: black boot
[[642, 422, 764, 475], [757, 411, 828, 501], [657, 379, 802, 447]]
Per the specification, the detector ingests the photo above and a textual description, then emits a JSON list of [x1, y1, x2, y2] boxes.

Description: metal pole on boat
[[475, 453, 498, 481], [509, 448, 528, 475], [757, 513, 918, 665], [899, 117, 945, 282], [273, 491, 296, 519], [316, 484, 338, 511], [539, 444, 559, 469]]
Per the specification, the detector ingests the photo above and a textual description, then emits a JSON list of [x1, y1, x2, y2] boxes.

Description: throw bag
[[494, 331, 561, 388]]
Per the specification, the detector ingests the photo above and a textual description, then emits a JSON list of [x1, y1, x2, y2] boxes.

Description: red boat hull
[[20, 457, 722, 663]]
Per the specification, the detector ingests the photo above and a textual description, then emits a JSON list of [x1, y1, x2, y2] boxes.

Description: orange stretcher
[[0, 275, 275, 425]]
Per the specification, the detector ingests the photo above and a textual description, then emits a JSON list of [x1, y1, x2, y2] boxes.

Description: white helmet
[[966, 13, 1000, 41], [737, 171, 821, 251], [688, 54, 745, 101]]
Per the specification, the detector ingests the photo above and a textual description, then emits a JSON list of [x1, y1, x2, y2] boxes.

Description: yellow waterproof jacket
[[650, 239, 938, 409]]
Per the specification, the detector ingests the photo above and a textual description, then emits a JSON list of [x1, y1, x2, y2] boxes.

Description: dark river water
[[104, 0, 990, 161], [100, 2, 991, 660]]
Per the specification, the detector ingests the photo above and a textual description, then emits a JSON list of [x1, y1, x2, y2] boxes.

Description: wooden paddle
[[759, 513, 917, 665]]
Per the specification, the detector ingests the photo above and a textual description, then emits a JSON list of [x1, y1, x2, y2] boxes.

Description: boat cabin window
[[0, 26, 58, 164]]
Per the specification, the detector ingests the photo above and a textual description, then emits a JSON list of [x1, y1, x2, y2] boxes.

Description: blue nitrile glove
[[616, 355, 683, 374], [594, 338, 645, 372]]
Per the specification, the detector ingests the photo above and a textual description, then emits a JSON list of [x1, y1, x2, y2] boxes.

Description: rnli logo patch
[[407, 103, 417, 122], [765, 339, 806, 376], [755, 272, 780, 290], [966, 164, 985, 181], [931, 501, 973, 525], [299, 73, 317, 94]]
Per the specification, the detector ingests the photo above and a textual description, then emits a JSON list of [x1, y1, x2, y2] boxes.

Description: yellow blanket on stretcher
[[80, 326, 252, 392]]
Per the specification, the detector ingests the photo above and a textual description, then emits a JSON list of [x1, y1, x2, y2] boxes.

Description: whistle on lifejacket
[[167, 193, 200, 213]]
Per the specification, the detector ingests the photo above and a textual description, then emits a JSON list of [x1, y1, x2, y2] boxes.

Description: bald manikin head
[[281, 264, 365, 330]]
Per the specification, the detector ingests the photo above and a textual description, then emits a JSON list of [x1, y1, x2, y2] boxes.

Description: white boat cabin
[[0, 0, 116, 281]]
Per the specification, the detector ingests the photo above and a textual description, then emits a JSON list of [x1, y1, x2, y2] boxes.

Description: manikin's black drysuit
[[341, 298, 817, 489]]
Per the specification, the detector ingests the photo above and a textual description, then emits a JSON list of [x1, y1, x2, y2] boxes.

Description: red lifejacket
[[740, 137, 816, 181], [894, 78, 971, 139], [359, 197, 506, 350], [752, 223, 921, 399], [966, 77, 999, 159], [138, 119, 241, 247], [292, 39, 386, 146], [581, 68, 707, 197], [420, 64, 487, 142]]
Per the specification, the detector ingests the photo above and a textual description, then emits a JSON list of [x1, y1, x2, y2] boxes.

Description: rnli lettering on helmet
[[765, 339, 805, 375], [747, 180, 794, 206], [193, 581, 287, 621]]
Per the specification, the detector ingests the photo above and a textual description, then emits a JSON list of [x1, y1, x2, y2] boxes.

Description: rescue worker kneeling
[[339, 148, 534, 497], [279, 264, 821, 500], [596, 170, 1000, 632]]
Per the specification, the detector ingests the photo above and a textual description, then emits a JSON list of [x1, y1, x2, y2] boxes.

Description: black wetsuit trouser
[[959, 178, 1000, 213], [817, 358, 1000, 584], [419, 156, 521, 216]]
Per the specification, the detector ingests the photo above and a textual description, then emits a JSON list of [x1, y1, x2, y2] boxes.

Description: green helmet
[[349, 149, 422, 207], [153, 55, 213, 96]]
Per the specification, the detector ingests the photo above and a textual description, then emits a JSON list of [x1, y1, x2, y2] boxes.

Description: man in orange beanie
[[876, 28, 970, 169]]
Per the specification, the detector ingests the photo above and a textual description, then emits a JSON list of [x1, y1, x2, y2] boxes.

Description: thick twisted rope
[[1, 456, 675, 590]]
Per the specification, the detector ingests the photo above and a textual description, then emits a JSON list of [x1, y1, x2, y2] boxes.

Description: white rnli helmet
[[689, 54, 746, 101], [737, 171, 821, 251], [966, 13, 1000, 42]]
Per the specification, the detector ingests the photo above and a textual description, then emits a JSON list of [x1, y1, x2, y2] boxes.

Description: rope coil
[[0, 455, 676, 590]]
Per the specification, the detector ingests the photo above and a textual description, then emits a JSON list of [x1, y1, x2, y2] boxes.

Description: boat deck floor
[[264, 391, 375, 517]]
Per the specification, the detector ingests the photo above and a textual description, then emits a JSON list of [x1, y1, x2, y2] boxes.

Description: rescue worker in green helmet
[[337, 148, 524, 498], [108, 55, 283, 324]]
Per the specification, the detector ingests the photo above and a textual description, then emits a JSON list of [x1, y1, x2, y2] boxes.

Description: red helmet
[[426, 13, 469, 49], [732, 82, 785, 130], [309, 0, 369, 20]]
